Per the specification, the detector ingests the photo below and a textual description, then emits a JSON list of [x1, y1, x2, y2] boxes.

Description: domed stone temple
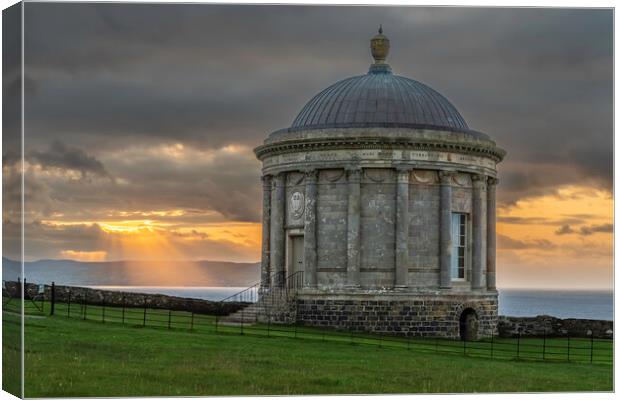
[[254, 29, 506, 339]]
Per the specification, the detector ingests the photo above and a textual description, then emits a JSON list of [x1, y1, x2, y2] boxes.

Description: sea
[[88, 286, 614, 321]]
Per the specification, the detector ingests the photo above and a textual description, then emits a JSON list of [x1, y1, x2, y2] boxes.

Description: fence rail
[[2, 280, 613, 366]]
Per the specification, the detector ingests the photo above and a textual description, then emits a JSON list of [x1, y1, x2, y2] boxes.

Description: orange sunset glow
[[27, 182, 610, 289], [497, 186, 612, 289]]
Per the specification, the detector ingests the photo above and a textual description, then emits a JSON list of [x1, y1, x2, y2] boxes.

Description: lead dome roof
[[291, 70, 468, 132], [287, 28, 477, 137]]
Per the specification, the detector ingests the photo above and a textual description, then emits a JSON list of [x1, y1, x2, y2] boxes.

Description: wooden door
[[290, 235, 304, 275]]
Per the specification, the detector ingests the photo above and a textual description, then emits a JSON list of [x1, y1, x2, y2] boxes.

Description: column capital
[[261, 174, 272, 187], [395, 166, 411, 184], [438, 170, 456, 185], [302, 168, 319, 182], [273, 171, 286, 183], [346, 165, 362, 181], [471, 174, 487, 188], [487, 177, 499, 186]]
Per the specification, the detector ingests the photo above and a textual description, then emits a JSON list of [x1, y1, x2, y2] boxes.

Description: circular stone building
[[254, 29, 505, 339]]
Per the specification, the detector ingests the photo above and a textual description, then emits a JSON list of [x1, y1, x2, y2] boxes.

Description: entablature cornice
[[254, 137, 506, 163]]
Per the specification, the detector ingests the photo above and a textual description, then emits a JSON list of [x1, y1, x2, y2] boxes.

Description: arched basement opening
[[459, 308, 479, 341]]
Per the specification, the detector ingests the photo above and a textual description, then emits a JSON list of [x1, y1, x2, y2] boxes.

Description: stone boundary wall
[[3, 281, 245, 316], [5, 281, 613, 338], [296, 293, 498, 338], [498, 315, 613, 339]]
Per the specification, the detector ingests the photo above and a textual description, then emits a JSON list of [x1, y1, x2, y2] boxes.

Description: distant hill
[[2, 257, 260, 287]]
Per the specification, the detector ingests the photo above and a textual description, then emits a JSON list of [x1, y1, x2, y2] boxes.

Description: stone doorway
[[459, 308, 479, 341], [287, 234, 304, 276]]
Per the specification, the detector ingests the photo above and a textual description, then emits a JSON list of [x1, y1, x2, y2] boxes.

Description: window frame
[[451, 212, 469, 282]]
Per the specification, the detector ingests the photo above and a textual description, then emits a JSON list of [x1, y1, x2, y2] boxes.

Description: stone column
[[261, 174, 272, 288], [439, 171, 454, 289], [270, 172, 286, 287], [471, 174, 487, 290], [395, 166, 411, 287], [346, 166, 361, 288], [486, 177, 498, 290], [303, 169, 318, 288]]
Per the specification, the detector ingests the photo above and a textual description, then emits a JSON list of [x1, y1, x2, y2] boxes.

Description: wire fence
[[2, 280, 613, 366]]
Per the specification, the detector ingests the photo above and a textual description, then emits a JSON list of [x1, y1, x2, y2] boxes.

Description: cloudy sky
[[3, 4, 612, 289]]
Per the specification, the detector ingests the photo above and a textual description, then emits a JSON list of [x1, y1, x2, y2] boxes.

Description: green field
[[2, 302, 614, 397]]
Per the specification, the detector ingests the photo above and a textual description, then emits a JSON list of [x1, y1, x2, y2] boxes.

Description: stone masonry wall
[[296, 293, 498, 338], [408, 179, 440, 288], [316, 169, 348, 286], [498, 315, 613, 339], [360, 168, 396, 288], [4, 281, 245, 316]]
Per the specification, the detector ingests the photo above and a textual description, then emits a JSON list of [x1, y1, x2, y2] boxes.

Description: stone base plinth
[[295, 290, 498, 338]]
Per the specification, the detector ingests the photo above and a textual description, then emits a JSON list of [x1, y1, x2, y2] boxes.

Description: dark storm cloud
[[555, 224, 575, 235], [28, 141, 110, 178], [17, 5, 612, 240], [555, 223, 613, 236], [578, 223, 613, 236], [497, 234, 556, 251], [497, 216, 585, 226]]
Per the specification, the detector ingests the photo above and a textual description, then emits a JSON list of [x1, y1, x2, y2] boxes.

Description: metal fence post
[[168, 309, 172, 329], [294, 302, 298, 339], [590, 333, 594, 364], [190, 311, 194, 330], [215, 315, 219, 334], [83, 293, 87, 320], [121, 295, 126, 324], [567, 334, 570, 362], [143, 298, 147, 327], [102, 295, 106, 323], [190, 302, 194, 330], [50, 282, 55, 316], [240, 308, 244, 335], [516, 333, 520, 360], [67, 290, 71, 318], [543, 332, 546, 360], [267, 315, 271, 337]]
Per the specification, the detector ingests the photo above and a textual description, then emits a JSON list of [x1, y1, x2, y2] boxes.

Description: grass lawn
[[1, 308, 613, 397]]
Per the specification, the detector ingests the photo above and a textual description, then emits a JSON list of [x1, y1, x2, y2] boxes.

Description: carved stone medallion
[[290, 191, 305, 219]]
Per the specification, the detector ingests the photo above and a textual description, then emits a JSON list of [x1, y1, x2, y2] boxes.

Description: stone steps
[[218, 293, 294, 325]]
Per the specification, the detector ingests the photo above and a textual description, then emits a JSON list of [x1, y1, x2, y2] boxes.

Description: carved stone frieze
[[411, 170, 438, 184], [255, 134, 506, 163], [323, 169, 346, 183], [452, 173, 472, 187]]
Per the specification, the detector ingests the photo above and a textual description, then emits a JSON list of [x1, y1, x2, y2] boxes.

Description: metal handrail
[[217, 269, 282, 303], [218, 270, 304, 303]]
